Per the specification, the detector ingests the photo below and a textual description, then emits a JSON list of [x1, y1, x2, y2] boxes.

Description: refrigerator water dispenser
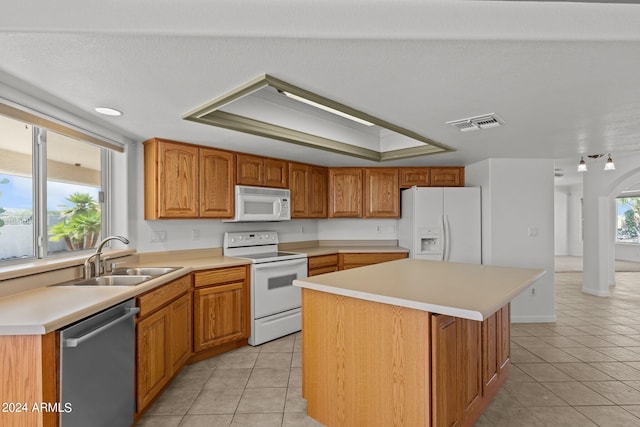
[[418, 227, 441, 255]]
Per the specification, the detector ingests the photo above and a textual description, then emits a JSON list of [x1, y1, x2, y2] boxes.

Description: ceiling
[[1, 1, 640, 171]]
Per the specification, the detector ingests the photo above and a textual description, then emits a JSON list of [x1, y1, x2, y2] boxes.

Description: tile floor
[[138, 271, 640, 426]]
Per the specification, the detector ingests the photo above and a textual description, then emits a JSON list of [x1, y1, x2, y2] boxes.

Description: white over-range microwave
[[224, 185, 291, 222]]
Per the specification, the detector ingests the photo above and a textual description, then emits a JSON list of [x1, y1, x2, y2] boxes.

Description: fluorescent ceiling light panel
[[282, 91, 375, 127]]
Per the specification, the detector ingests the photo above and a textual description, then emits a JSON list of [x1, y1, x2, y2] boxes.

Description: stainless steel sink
[[111, 267, 180, 277], [56, 275, 153, 287]]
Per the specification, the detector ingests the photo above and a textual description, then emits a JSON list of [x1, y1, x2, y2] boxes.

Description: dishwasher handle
[[63, 307, 140, 348]]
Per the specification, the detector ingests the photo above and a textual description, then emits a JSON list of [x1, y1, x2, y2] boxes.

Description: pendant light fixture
[[577, 157, 587, 172], [577, 153, 615, 172], [604, 154, 616, 171]]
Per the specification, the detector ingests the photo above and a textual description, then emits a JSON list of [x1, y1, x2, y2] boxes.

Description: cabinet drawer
[[339, 252, 407, 267], [308, 266, 339, 277], [308, 254, 338, 270], [137, 275, 191, 318], [194, 266, 247, 288]]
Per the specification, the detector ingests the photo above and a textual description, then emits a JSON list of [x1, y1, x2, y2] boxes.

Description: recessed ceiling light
[[94, 107, 122, 116]]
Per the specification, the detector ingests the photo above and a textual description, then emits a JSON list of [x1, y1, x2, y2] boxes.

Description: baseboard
[[581, 287, 610, 297], [511, 315, 557, 323]]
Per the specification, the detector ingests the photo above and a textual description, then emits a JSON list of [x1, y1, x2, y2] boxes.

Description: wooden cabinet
[[237, 154, 288, 188], [328, 168, 363, 217], [290, 162, 328, 218], [431, 167, 464, 187], [400, 167, 431, 187], [338, 252, 407, 270], [145, 138, 200, 219], [136, 275, 192, 414], [193, 266, 250, 351], [431, 315, 461, 427], [200, 148, 235, 218], [431, 310, 500, 427], [144, 138, 234, 219], [308, 254, 338, 276], [364, 168, 399, 218]]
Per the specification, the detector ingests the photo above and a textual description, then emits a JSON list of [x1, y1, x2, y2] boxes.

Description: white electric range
[[223, 231, 307, 346]]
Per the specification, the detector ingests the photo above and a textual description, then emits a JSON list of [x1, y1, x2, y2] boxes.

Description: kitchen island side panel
[[302, 288, 430, 427]]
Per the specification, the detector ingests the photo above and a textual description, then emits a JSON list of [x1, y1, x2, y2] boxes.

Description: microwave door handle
[[276, 199, 283, 217]]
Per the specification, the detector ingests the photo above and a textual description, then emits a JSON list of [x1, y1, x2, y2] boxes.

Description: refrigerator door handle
[[441, 214, 446, 261], [444, 215, 452, 261]]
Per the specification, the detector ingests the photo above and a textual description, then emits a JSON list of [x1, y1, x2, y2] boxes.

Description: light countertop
[[294, 258, 545, 321], [287, 246, 409, 257], [0, 255, 250, 336]]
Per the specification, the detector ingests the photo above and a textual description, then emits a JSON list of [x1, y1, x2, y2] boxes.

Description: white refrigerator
[[398, 187, 481, 264]]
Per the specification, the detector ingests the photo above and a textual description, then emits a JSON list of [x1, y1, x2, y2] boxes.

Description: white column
[[582, 193, 610, 297]]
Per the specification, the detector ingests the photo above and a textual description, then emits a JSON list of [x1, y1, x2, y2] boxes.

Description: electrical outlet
[[150, 230, 167, 243], [530, 287, 536, 296]]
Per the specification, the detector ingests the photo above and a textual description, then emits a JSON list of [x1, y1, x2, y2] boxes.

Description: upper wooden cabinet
[[364, 168, 399, 218], [145, 139, 199, 219], [290, 162, 328, 218], [328, 168, 363, 218], [400, 167, 430, 187], [430, 167, 465, 187], [200, 148, 235, 218], [237, 154, 288, 188], [144, 138, 234, 219]]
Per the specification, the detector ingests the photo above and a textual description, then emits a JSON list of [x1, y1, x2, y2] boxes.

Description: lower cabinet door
[[459, 318, 483, 421], [431, 314, 461, 427], [169, 293, 192, 373], [482, 310, 501, 394], [194, 282, 246, 351], [137, 306, 171, 411]]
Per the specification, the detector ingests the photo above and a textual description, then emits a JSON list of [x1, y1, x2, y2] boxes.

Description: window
[[616, 196, 640, 244], [0, 113, 109, 263]]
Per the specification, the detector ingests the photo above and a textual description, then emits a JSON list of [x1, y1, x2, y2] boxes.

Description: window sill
[[0, 249, 136, 282]]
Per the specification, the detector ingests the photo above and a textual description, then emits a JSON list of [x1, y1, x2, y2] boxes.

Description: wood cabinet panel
[[236, 154, 263, 186], [194, 282, 247, 350], [169, 293, 192, 373], [400, 167, 430, 187], [144, 139, 200, 219], [137, 307, 171, 411], [328, 168, 363, 218], [289, 162, 308, 218], [308, 254, 338, 277], [431, 315, 461, 427], [338, 252, 407, 270], [308, 166, 328, 218], [459, 318, 483, 422], [290, 162, 328, 218], [137, 275, 191, 318], [193, 266, 247, 288], [264, 158, 288, 188], [237, 154, 288, 188], [482, 310, 500, 393], [430, 167, 464, 187], [200, 148, 235, 218], [364, 168, 399, 218], [499, 304, 511, 370]]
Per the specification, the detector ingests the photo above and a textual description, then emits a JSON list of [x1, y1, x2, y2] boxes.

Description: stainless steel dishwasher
[[60, 299, 139, 427]]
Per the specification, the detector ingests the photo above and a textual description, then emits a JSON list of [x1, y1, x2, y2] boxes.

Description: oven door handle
[[254, 258, 308, 270]]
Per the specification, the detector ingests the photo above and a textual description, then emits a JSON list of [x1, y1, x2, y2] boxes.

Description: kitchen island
[[293, 258, 544, 427]]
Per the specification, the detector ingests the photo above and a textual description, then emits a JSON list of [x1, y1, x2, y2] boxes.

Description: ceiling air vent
[[446, 113, 504, 132]]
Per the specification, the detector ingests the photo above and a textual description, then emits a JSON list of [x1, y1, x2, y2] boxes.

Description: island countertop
[[294, 258, 545, 321]]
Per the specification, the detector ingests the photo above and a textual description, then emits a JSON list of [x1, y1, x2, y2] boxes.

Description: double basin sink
[[54, 267, 181, 287]]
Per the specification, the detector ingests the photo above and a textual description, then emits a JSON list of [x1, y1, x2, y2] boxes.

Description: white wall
[[567, 187, 584, 256], [317, 218, 398, 241], [554, 189, 568, 256], [466, 158, 556, 323]]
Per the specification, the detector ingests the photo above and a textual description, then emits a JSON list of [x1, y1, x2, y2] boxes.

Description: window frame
[[0, 107, 114, 265]]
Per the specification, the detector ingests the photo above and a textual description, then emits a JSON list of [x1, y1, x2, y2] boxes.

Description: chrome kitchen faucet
[[84, 235, 130, 279]]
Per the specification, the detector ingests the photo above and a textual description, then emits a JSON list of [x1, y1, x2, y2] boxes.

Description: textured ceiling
[[0, 1, 639, 174]]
